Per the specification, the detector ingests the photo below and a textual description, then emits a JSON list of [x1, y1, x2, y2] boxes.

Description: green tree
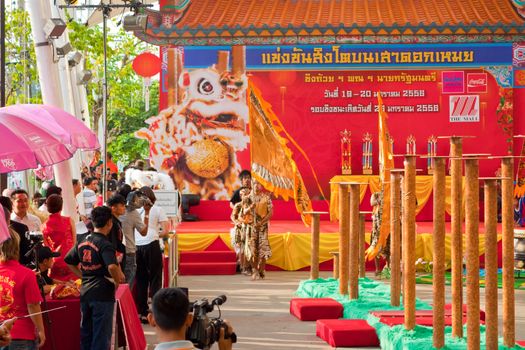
[[67, 19, 159, 165], [4, 7, 41, 104]]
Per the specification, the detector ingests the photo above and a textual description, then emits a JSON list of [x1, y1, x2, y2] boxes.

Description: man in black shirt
[[229, 170, 252, 209], [36, 246, 61, 295], [65, 206, 125, 350], [106, 195, 127, 273]]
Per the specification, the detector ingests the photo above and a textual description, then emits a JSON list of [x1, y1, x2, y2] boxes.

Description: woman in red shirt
[[42, 195, 77, 282], [0, 209, 45, 349]]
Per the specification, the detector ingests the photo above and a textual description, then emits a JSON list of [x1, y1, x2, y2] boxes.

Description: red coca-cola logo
[[468, 78, 486, 86], [466, 73, 487, 93]]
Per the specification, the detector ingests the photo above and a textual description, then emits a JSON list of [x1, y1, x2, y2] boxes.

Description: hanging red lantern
[[132, 52, 161, 78], [132, 52, 161, 111]]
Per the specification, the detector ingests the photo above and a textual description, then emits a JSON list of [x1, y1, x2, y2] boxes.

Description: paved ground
[[144, 271, 525, 350]]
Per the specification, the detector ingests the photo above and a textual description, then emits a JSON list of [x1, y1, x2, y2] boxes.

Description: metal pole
[[0, 0, 7, 191], [101, 6, 109, 203]]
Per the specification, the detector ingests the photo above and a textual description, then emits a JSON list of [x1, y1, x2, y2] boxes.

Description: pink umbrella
[[0, 104, 99, 173]]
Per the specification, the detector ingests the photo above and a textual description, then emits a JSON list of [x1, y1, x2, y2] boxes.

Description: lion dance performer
[[246, 180, 273, 280], [231, 188, 254, 275]]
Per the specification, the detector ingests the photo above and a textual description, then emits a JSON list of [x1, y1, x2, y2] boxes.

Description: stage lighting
[[122, 15, 148, 32], [77, 70, 93, 85], [43, 18, 67, 39], [55, 42, 72, 57], [181, 194, 200, 221], [68, 51, 83, 67]]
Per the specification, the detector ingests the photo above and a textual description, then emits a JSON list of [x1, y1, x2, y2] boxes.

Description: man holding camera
[[148, 288, 235, 350], [119, 190, 150, 286]]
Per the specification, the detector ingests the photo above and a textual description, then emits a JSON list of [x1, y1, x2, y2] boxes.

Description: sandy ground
[[143, 271, 525, 350]]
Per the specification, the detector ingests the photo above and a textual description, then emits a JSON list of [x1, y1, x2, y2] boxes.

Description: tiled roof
[[138, 0, 525, 45]]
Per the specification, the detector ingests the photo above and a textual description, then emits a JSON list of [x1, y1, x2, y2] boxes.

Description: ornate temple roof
[[137, 0, 525, 45]]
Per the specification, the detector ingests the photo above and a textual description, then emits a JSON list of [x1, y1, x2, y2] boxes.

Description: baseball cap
[[37, 246, 60, 262]]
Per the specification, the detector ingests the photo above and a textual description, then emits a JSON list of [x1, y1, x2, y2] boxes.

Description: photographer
[[119, 189, 150, 286], [148, 288, 234, 350], [135, 186, 169, 323]]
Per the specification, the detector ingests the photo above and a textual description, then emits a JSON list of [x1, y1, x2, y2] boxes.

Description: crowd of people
[[0, 154, 236, 349], [230, 170, 273, 281]]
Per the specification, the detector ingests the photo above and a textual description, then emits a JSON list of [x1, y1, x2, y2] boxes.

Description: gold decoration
[[186, 139, 230, 178]]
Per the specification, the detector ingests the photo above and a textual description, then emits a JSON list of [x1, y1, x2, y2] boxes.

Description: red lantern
[[132, 52, 161, 78], [132, 52, 161, 111]]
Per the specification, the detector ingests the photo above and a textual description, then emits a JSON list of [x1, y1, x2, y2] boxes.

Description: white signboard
[[449, 95, 479, 122], [153, 190, 180, 217]]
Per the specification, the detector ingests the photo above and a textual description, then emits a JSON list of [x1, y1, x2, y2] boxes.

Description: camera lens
[[211, 295, 227, 306]]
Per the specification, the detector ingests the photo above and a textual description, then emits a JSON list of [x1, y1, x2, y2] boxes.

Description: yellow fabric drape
[[176, 232, 502, 271], [330, 175, 464, 220], [330, 175, 370, 221], [444, 176, 466, 216]]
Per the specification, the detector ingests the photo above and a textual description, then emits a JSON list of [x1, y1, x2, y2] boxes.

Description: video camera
[[186, 295, 237, 350], [126, 189, 152, 210]]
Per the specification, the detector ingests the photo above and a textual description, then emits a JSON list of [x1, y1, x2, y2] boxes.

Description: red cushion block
[[444, 303, 486, 321], [516, 340, 525, 346], [316, 319, 380, 347], [290, 298, 343, 321]]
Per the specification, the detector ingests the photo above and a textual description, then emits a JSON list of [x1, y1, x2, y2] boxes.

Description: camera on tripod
[[126, 189, 152, 209], [186, 295, 237, 350]]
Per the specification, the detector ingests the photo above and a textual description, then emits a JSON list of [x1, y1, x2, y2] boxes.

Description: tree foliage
[[5, 5, 159, 165], [4, 7, 41, 104], [67, 19, 159, 165]]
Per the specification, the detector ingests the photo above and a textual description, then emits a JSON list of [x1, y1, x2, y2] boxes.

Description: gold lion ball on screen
[[186, 139, 230, 179]]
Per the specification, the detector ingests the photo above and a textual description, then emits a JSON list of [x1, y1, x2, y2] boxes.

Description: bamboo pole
[[450, 137, 464, 338], [432, 157, 447, 349], [403, 156, 417, 330], [501, 157, 515, 346], [465, 158, 480, 350], [305, 211, 329, 280], [349, 184, 360, 299], [338, 183, 350, 295], [483, 179, 498, 350], [390, 170, 403, 307]]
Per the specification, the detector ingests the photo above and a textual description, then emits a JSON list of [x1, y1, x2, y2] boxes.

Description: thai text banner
[[182, 44, 512, 69]]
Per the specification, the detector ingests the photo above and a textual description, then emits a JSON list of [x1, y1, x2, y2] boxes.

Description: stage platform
[[176, 220, 503, 271]]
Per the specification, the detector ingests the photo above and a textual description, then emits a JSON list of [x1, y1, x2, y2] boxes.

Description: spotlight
[[77, 70, 93, 85], [122, 15, 148, 32], [55, 42, 72, 57], [68, 51, 83, 67], [43, 18, 67, 39]]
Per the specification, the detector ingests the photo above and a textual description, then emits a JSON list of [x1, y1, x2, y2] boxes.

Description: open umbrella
[[0, 104, 99, 173]]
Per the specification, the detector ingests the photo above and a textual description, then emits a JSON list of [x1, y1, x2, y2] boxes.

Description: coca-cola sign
[[467, 73, 487, 93]]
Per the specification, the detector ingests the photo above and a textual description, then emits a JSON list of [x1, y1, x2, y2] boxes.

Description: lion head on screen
[[135, 67, 249, 199]]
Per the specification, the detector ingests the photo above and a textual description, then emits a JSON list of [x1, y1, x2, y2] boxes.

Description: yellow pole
[[483, 179, 498, 350], [432, 157, 447, 348], [450, 136, 464, 338], [305, 211, 328, 280], [465, 158, 480, 350], [338, 183, 350, 295], [403, 155, 417, 330], [501, 157, 515, 346], [390, 170, 403, 307], [349, 184, 360, 299]]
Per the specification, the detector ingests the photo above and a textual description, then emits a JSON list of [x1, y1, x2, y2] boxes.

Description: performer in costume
[[370, 191, 390, 276], [231, 188, 254, 275], [247, 180, 273, 280]]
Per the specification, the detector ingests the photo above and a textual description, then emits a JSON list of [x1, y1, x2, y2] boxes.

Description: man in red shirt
[[0, 224, 45, 349]]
